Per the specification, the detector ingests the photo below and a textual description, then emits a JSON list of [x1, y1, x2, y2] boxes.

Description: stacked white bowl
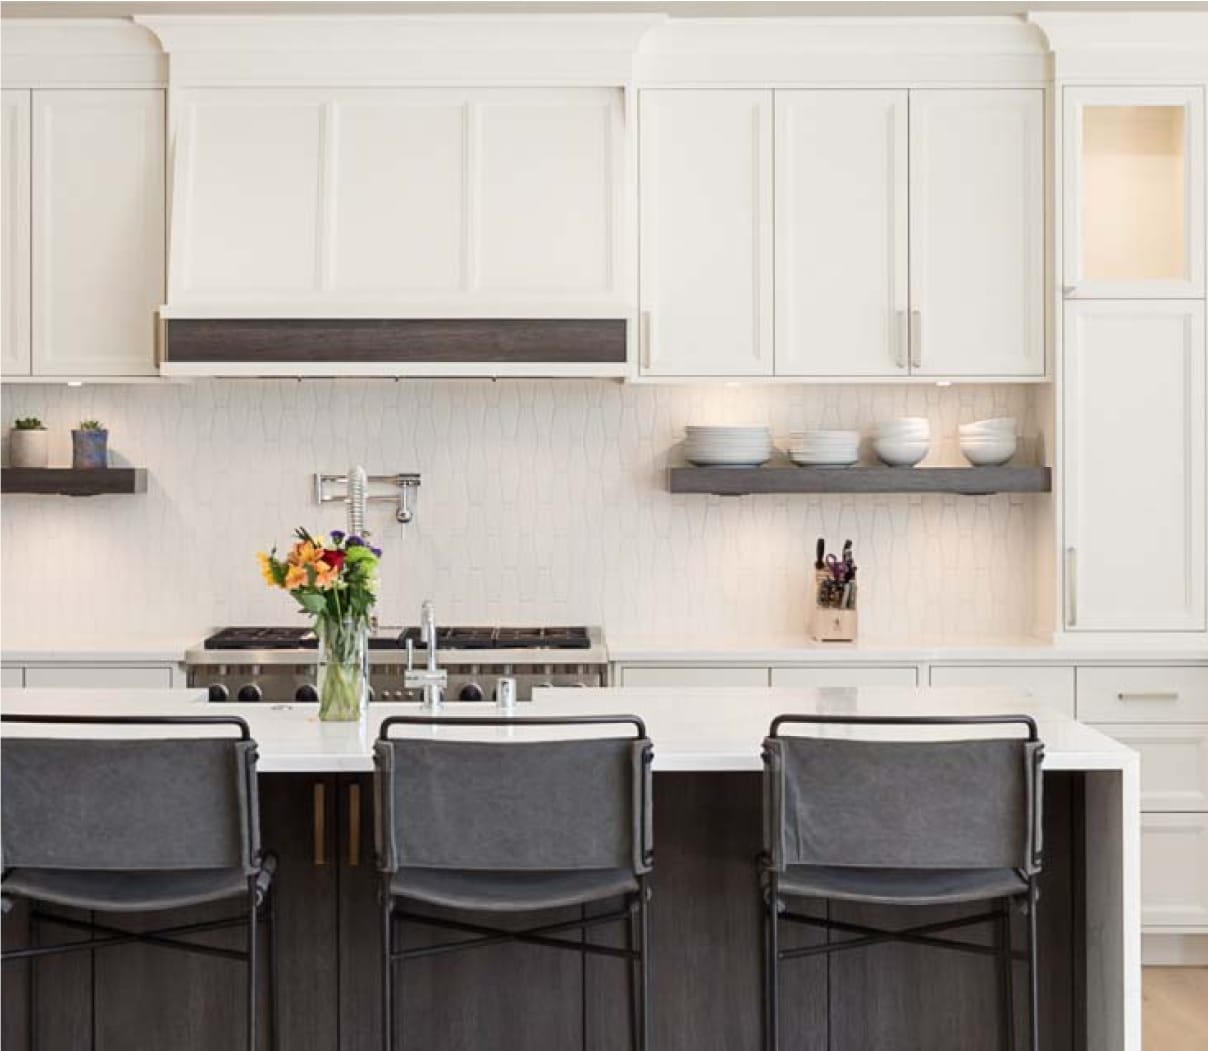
[[873, 417, 931, 467], [787, 430, 860, 468], [959, 417, 1017, 466], [683, 425, 773, 467]]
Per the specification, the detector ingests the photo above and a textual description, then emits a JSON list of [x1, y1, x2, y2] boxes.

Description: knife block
[[811, 569, 858, 642]]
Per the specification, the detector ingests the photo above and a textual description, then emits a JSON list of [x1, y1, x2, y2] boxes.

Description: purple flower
[[370, 546, 382, 558], [347, 535, 364, 547], [330, 529, 345, 543]]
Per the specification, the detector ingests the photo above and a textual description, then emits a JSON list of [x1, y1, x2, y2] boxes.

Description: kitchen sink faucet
[[405, 600, 448, 710]]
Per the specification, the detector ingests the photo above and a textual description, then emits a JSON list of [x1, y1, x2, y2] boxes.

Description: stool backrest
[[763, 715, 1043, 875], [1, 715, 260, 874], [374, 715, 653, 875]]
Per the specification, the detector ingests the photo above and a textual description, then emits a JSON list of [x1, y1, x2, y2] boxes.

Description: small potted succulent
[[10, 418, 49, 468], [72, 419, 109, 469]]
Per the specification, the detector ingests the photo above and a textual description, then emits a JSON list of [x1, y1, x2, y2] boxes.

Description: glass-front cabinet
[[1064, 86, 1205, 298]]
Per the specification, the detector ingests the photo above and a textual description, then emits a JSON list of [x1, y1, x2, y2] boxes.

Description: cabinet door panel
[[928, 664, 1075, 717], [619, 666, 769, 688], [775, 90, 908, 377], [2, 90, 30, 376], [23, 665, 172, 689], [909, 89, 1044, 377], [1, 666, 24, 688], [770, 666, 918, 688], [1090, 724, 1208, 811], [640, 90, 773, 376], [1141, 813, 1208, 929], [1064, 301, 1206, 631], [1076, 666, 1208, 723], [1064, 86, 1205, 299], [31, 89, 163, 376]]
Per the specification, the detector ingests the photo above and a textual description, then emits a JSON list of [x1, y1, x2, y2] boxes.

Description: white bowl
[[959, 416, 1016, 433], [960, 436, 1016, 466], [873, 437, 929, 467], [877, 416, 930, 431]]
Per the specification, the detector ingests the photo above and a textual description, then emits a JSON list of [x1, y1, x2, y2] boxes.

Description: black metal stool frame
[[762, 714, 1043, 1051], [0, 714, 279, 1051], [377, 714, 654, 1051]]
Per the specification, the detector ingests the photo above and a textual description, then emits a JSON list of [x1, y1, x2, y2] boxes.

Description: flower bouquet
[[258, 529, 382, 721]]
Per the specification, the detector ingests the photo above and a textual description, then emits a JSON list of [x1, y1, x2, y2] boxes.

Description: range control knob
[[237, 684, 263, 704], [207, 683, 230, 704], [458, 682, 485, 702], [294, 684, 319, 704]]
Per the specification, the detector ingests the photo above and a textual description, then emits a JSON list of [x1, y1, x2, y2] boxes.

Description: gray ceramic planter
[[71, 429, 109, 469]]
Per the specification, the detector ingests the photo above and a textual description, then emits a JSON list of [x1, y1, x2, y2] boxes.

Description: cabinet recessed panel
[[330, 97, 466, 294], [1, 90, 30, 377], [177, 92, 324, 297], [1140, 814, 1208, 928]]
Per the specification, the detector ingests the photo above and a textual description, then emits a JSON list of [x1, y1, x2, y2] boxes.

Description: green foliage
[[78, 420, 104, 432], [13, 418, 45, 430]]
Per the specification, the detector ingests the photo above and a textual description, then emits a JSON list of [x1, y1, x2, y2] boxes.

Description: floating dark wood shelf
[[1, 468, 148, 496], [669, 464, 1052, 496]]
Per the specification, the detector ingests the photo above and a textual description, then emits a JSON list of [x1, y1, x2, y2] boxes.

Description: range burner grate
[[398, 626, 592, 651]]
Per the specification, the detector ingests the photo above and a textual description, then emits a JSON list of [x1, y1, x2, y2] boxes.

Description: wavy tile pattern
[[1, 380, 1045, 645]]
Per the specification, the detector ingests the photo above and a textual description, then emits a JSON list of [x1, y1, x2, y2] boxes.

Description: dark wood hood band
[[164, 318, 627, 364]]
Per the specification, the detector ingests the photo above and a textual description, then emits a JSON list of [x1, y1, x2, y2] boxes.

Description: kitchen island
[[1, 686, 1138, 1051]]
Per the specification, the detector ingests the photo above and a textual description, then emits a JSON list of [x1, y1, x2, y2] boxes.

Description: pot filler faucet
[[405, 600, 448, 710]]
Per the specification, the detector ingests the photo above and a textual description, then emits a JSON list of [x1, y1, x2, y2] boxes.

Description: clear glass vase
[[316, 616, 369, 721]]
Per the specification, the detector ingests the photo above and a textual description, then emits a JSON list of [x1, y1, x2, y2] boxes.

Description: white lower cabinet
[[1, 666, 24, 688], [22, 665, 173, 689], [770, 665, 919, 688], [1093, 723, 1208, 811], [1075, 665, 1208, 723], [1140, 813, 1208, 929], [928, 664, 1075, 716], [618, 666, 769, 688]]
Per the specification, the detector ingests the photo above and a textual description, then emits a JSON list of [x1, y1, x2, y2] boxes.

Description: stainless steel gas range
[[185, 625, 608, 705]]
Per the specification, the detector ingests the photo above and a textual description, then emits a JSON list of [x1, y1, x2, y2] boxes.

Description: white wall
[[1, 379, 1044, 645]]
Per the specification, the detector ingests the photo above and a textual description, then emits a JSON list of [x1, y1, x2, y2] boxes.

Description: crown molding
[[1, 18, 166, 86], [1029, 12, 1208, 82]]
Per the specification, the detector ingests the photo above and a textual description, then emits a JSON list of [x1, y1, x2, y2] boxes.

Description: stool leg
[[381, 890, 394, 1051], [267, 888, 279, 1051], [247, 881, 259, 1051], [1026, 883, 1040, 1051], [628, 899, 640, 1051], [765, 880, 780, 1051], [995, 898, 1015, 1051], [637, 877, 651, 1051], [27, 908, 37, 1051]]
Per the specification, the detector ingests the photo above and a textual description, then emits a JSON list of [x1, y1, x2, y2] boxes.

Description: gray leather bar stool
[[0, 714, 278, 1051], [374, 714, 654, 1051], [761, 714, 1044, 1051]]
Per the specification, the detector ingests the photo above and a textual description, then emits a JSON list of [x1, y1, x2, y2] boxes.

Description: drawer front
[[928, 664, 1075, 717], [770, 665, 918, 688], [1141, 813, 1208, 929], [0, 666, 24, 688], [1076, 666, 1208, 723], [24, 665, 173, 689], [1090, 724, 1208, 811], [618, 665, 769, 688]]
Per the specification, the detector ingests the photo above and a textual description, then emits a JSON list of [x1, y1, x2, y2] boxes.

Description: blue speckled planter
[[71, 430, 109, 469]]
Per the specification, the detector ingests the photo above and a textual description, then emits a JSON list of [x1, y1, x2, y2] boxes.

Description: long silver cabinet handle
[[895, 310, 907, 369], [910, 309, 922, 369], [640, 311, 652, 372], [1117, 691, 1180, 702], [1065, 547, 1077, 627]]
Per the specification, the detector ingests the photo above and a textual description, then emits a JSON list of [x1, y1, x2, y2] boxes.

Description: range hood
[[140, 15, 651, 377]]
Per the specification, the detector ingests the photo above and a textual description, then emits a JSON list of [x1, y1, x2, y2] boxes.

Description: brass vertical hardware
[[348, 783, 361, 867], [1065, 547, 1078, 627], [640, 310, 652, 371], [910, 309, 922, 368], [313, 781, 327, 866]]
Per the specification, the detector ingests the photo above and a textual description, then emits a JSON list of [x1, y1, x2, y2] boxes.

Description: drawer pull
[[348, 782, 361, 867], [313, 781, 326, 866], [1117, 691, 1180, 702]]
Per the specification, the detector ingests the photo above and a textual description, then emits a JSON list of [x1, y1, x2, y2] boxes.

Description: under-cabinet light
[[66, 381, 84, 388], [935, 381, 952, 387]]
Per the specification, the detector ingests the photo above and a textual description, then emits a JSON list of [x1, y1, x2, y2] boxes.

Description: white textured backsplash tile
[[1, 380, 1045, 646]]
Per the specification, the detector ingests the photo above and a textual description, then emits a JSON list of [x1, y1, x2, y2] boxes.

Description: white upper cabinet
[[1064, 300, 1206, 632], [775, 90, 908, 377], [908, 89, 1045, 377], [170, 87, 625, 317], [639, 90, 774, 377], [31, 89, 164, 376], [1, 90, 31, 377], [1064, 86, 1205, 299]]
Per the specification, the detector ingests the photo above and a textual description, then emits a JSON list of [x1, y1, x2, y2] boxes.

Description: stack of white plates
[[787, 430, 860, 468], [959, 417, 1017, 466], [873, 417, 931, 467], [683, 425, 773, 467]]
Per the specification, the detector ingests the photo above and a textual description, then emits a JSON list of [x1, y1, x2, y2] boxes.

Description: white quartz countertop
[[1, 685, 1135, 774]]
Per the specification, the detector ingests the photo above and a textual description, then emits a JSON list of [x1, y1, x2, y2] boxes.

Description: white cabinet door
[[1064, 86, 1205, 299], [173, 87, 624, 316], [1141, 813, 1208, 929], [1, 90, 30, 377], [928, 664, 1075, 717], [639, 90, 774, 377], [1064, 301, 1206, 631], [1076, 666, 1208, 723], [1093, 724, 1208, 811], [23, 665, 173, 689], [31, 90, 163, 376], [1, 666, 24, 688], [908, 90, 1045, 377], [770, 666, 919, 688], [619, 666, 769, 687], [775, 90, 908, 377]]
